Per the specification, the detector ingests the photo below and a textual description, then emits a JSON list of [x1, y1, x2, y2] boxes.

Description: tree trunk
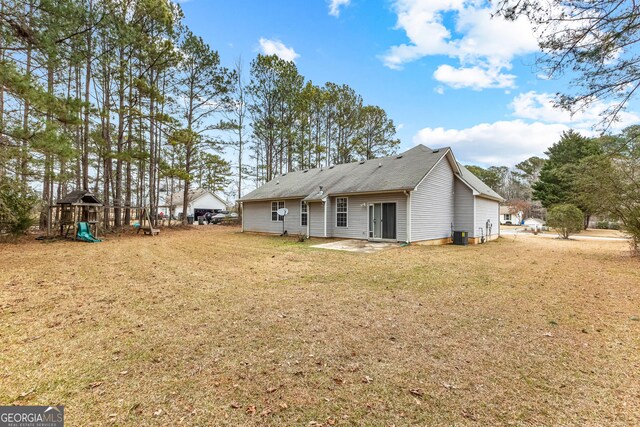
[[75, 65, 82, 189], [40, 59, 55, 230], [82, 0, 93, 190], [102, 55, 112, 230], [21, 3, 33, 184], [124, 69, 134, 225], [114, 45, 126, 228], [148, 67, 156, 226], [182, 146, 192, 225]]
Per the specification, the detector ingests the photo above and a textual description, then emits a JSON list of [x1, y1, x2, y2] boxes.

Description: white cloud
[[433, 64, 516, 90], [412, 91, 640, 166], [258, 38, 299, 62], [511, 91, 640, 130], [381, 0, 538, 89], [328, 0, 350, 17], [413, 120, 568, 166]]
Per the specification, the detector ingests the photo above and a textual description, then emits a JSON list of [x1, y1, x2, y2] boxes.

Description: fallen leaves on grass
[[19, 388, 35, 398], [2, 227, 639, 426], [409, 388, 424, 397]]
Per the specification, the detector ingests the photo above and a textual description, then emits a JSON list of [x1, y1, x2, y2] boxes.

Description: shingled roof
[[457, 163, 504, 201], [240, 144, 504, 202], [56, 190, 103, 206], [165, 188, 228, 207]]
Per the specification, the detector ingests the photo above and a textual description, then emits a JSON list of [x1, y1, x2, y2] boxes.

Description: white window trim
[[271, 201, 285, 222], [336, 197, 348, 228], [300, 201, 308, 227]]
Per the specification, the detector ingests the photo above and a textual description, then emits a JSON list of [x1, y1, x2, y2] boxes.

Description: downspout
[[404, 190, 411, 243], [323, 199, 327, 238], [240, 201, 244, 232], [306, 202, 310, 238], [473, 196, 477, 243], [497, 202, 500, 238]]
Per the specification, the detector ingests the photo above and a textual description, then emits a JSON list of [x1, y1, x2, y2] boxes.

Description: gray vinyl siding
[[328, 193, 407, 242], [242, 199, 306, 235], [410, 157, 455, 242], [475, 196, 500, 239], [325, 197, 333, 237], [453, 177, 476, 237], [308, 202, 325, 237]]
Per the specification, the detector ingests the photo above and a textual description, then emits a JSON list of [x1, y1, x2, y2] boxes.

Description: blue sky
[[178, 0, 639, 168]]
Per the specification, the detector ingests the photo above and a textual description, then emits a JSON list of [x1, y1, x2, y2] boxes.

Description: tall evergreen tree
[[172, 30, 233, 224]]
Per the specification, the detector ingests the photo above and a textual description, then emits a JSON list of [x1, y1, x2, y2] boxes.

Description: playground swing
[[137, 208, 160, 236]]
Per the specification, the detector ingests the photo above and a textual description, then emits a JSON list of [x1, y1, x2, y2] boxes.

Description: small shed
[[56, 190, 103, 238]]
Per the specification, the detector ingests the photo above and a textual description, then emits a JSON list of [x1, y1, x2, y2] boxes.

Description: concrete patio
[[310, 239, 401, 253]]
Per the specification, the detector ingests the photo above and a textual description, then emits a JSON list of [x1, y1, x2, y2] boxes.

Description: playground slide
[[76, 222, 102, 243]]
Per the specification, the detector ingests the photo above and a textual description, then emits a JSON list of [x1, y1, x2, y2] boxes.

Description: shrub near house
[[547, 204, 584, 239]]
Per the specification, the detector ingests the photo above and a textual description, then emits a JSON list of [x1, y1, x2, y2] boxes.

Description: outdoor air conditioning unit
[[453, 231, 468, 246]]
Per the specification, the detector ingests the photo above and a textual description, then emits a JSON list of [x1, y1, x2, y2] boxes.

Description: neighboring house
[[523, 218, 545, 229], [239, 145, 504, 244], [166, 188, 228, 218], [500, 205, 523, 225]]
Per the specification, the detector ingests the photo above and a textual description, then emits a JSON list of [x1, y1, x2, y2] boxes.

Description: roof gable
[[240, 145, 450, 201], [456, 164, 505, 202], [168, 188, 227, 206]]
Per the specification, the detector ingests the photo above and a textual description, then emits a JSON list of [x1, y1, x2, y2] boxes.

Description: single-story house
[[165, 188, 228, 218], [239, 145, 504, 244], [500, 205, 523, 225]]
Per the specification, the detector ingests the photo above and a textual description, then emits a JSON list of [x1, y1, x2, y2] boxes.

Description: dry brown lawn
[[501, 225, 627, 239], [1, 227, 639, 426]]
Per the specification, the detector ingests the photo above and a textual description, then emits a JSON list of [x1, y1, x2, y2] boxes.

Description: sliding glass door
[[368, 202, 396, 240]]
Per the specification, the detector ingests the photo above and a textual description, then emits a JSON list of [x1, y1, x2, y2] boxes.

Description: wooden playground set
[[47, 190, 160, 242]]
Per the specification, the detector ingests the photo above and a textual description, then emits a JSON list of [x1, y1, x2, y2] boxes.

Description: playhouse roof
[[57, 190, 103, 206]]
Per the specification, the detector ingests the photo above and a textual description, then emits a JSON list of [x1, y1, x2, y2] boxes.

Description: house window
[[336, 197, 348, 227], [301, 201, 308, 226], [271, 201, 285, 221], [504, 214, 512, 221]]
